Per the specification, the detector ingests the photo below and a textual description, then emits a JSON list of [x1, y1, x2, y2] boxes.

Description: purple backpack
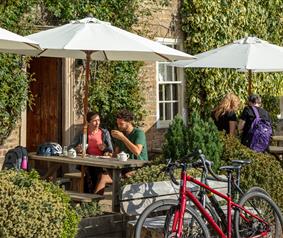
[[249, 106, 272, 152]]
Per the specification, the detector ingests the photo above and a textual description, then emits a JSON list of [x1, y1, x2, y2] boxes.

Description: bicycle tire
[[234, 191, 283, 238], [164, 204, 210, 238], [245, 186, 270, 197], [135, 199, 210, 238]]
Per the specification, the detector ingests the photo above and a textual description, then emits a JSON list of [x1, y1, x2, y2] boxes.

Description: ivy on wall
[[0, 0, 168, 143], [180, 0, 283, 118]]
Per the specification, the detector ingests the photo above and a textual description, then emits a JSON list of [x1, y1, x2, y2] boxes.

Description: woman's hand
[[75, 144, 83, 154], [98, 143, 106, 151]]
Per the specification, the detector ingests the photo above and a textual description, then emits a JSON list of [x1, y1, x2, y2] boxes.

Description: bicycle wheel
[[245, 186, 270, 197], [135, 199, 210, 238], [234, 191, 283, 238], [164, 203, 210, 237]]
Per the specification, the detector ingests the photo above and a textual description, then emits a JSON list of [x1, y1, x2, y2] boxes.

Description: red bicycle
[[135, 150, 283, 238]]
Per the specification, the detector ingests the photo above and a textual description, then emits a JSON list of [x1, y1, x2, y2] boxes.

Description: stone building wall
[[138, 0, 184, 153]]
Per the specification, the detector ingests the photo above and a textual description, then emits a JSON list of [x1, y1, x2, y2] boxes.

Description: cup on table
[[68, 148, 77, 158], [117, 151, 129, 161]]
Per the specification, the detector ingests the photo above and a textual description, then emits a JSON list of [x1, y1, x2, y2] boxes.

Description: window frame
[[155, 38, 185, 129]]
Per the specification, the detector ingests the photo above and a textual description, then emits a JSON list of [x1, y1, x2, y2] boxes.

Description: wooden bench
[[65, 190, 104, 203], [120, 178, 227, 238], [64, 172, 82, 192]]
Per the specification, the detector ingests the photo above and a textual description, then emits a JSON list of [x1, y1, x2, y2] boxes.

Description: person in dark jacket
[[69, 111, 113, 194], [238, 94, 271, 147]]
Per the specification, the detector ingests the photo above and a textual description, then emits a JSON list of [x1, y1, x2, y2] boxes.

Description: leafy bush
[[220, 134, 283, 209], [122, 163, 201, 186], [187, 112, 223, 170], [0, 55, 31, 144], [162, 115, 188, 161], [88, 61, 146, 129], [0, 170, 80, 238], [261, 95, 280, 130], [181, 0, 283, 117], [74, 201, 103, 218]]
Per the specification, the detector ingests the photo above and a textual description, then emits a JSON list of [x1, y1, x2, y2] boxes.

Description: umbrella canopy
[[26, 17, 194, 156], [0, 27, 40, 54], [27, 17, 192, 61], [171, 36, 283, 94]]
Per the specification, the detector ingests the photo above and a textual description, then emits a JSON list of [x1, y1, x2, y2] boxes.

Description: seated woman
[[69, 111, 113, 194], [212, 93, 240, 136]]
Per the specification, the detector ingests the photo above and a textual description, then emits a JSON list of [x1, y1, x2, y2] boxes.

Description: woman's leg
[[94, 172, 112, 195]]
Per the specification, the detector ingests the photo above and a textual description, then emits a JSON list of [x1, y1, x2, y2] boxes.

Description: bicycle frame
[[170, 169, 270, 238]]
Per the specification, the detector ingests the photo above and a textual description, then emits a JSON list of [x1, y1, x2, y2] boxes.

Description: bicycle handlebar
[[165, 149, 228, 185]]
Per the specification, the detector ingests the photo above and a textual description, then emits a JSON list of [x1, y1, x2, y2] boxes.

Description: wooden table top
[[268, 146, 283, 154], [29, 152, 149, 169], [272, 135, 283, 141]]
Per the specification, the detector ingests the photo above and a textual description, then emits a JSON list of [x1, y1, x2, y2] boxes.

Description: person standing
[[238, 94, 271, 148], [212, 93, 240, 136], [69, 111, 113, 194]]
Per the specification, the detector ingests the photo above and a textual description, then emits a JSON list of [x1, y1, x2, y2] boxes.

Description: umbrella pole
[[248, 69, 252, 95], [82, 51, 91, 158]]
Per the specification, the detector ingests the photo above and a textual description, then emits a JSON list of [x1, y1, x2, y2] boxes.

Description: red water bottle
[[21, 156, 28, 170]]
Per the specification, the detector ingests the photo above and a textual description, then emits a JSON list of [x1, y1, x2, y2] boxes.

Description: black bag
[[2, 146, 28, 170], [36, 142, 62, 156]]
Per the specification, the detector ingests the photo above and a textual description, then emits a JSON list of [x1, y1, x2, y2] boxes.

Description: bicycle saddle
[[219, 165, 241, 172], [231, 160, 251, 165]]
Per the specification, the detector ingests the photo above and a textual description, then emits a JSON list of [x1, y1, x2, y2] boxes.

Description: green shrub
[[0, 170, 80, 238], [261, 95, 280, 130], [0, 55, 31, 144], [187, 112, 223, 170], [122, 163, 201, 186], [162, 115, 188, 161], [74, 201, 103, 218], [220, 134, 283, 209], [162, 113, 223, 170]]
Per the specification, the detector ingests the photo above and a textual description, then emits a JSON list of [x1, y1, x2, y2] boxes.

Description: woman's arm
[[238, 119, 245, 134], [102, 129, 114, 153], [229, 121, 238, 135]]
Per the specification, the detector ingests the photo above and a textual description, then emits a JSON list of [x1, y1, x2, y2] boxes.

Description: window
[[156, 38, 184, 128]]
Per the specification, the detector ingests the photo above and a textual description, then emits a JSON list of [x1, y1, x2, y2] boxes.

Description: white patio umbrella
[[171, 36, 283, 95], [0, 27, 40, 54], [27, 17, 194, 156]]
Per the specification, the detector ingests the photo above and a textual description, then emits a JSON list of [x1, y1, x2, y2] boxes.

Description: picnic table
[[28, 152, 149, 212], [268, 135, 283, 159]]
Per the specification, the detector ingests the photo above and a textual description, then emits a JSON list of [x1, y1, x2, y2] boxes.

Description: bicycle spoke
[[234, 192, 283, 238]]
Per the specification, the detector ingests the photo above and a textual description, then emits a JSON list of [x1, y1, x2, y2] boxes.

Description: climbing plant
[[180, 0, 283, 119], [0, 0, 168, 142]]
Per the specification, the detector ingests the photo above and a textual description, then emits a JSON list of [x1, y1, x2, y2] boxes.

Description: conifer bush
[[0, 170, 80, 238], [187, 112, 223, 170], [162, 113, 223, 170], [162, 115, 188, 161]]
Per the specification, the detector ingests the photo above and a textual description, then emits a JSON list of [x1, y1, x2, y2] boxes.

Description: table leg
[[112, 169, 120, 213], [80, 166, 85, 193]]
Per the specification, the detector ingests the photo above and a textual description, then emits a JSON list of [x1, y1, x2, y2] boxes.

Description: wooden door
[[27, 57, 62, 152]]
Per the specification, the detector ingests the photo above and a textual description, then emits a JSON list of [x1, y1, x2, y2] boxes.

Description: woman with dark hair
[[212, 93, 240, 135], [69, 111, 113, 194], [238, 94, 271, 147]]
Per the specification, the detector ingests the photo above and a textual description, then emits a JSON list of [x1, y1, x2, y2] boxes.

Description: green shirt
[[116, 128, 148, 160]]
